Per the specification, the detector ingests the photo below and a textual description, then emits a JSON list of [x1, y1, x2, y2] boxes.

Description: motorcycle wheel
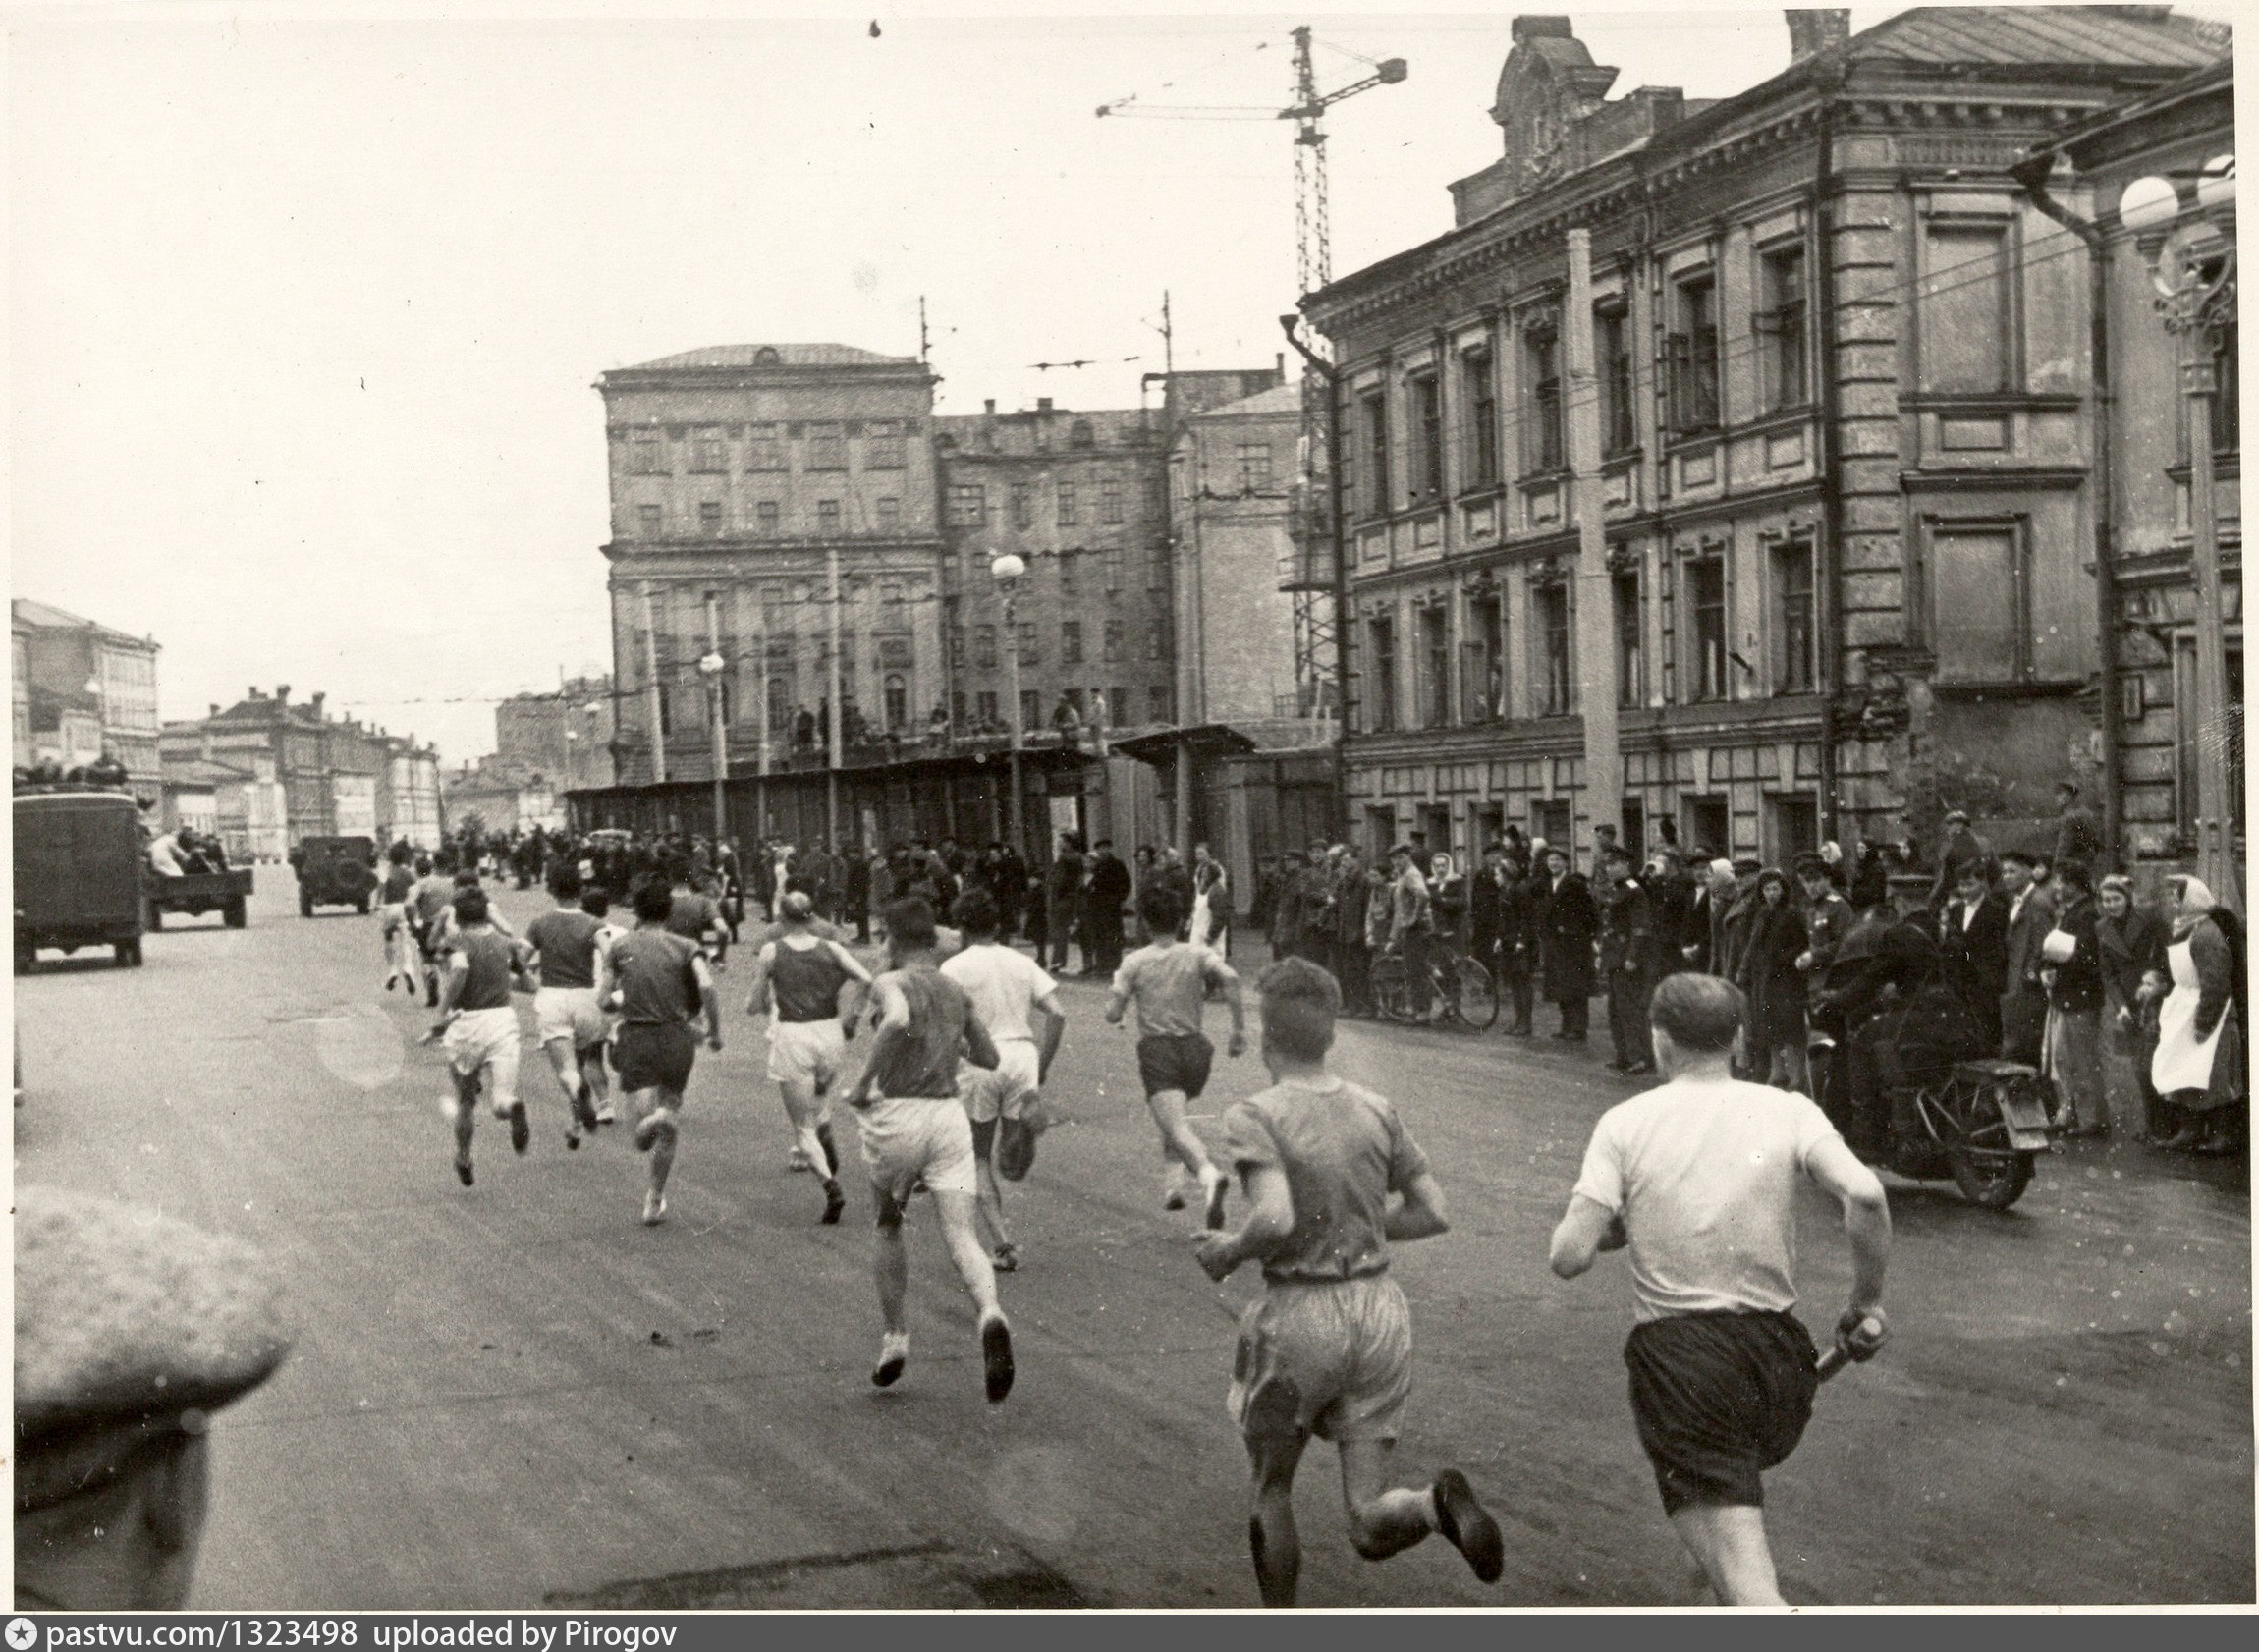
[[1950, 1146, 2035, 1210]]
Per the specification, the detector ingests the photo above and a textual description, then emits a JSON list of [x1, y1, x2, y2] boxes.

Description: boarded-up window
[[1930, 526, 2019, 682], [1921, 226, 2011, 393]]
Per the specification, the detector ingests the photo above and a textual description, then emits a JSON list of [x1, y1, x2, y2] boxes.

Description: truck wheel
[[115, 940, 143, 968], [301, 892, 314, 918], [15, 943, 33, 976], [225, 900, 248, 929], [146, 904, 164, 931], [357, 895, 371, 915]]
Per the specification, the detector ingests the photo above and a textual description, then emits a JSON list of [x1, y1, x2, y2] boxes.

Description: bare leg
[[1247, 1434, 1307, 1608], [542, 1038, 589, 1139], [973, 1146, 1011, 1255], [450, 1065, 479, 1182], [578, 1045, 610, 1116], [931, 1188, 1003, 1320], [1336, 1438, 1439, 1561], [1146, 1088, 1215, 1180], [1668, 1504, 1785, 1606], [872, 1190, 910, 1335]]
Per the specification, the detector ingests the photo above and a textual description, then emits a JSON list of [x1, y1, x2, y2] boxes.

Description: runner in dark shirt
[[525, 864, 610, 1148], [434, 889, 533, 1186], [599, 879, 722, 1227]]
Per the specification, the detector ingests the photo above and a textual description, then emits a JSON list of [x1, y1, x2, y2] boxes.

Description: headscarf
[[2172, 875, 2218, 922], [1707, 857, 1736, 896], [1430, 852, 1456, 883]]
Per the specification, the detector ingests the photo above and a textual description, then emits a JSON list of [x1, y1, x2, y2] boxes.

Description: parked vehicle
[[146, 866, 253, 930], [14, 789, 146, 970], [1809, 1032, 2055, 1209], [291, 836, 379, 916]]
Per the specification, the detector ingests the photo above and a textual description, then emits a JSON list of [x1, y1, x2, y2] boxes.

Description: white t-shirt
[[941, 942, 1057, 1046], [1570, 1077, 1843, 1323]]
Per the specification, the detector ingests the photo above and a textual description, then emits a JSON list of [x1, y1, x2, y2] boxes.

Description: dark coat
[[2044, 890, 2105, 1015], [2095, 906, 2169, 1018], [1939, 891, 2011, 1040], [1736, 899, 1810, 1050], [1929, 826, 1993, 907], [1597, 879, 1659, 979], [2001, 885, 2059, 996], [1535, 872, 1597, 1000], [1088, 852, 1133, 915]]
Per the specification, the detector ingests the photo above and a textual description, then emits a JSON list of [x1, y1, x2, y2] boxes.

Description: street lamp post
[[991, 553, 1027, 855], [697, 648, 729, 846], [2121, 154, 2239, 913]]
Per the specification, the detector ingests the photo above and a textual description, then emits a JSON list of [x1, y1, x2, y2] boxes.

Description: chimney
[[248, 687, 261, 700], [208, 703, 219, 719], [310, 691, 326, 719], [1275, 352, 1285, 376], [983, 398, 997, 415], [275, 685, 291, 704], [1786, 9, 1849, 62]]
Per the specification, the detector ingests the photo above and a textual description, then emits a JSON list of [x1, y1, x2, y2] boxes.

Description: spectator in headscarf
[[1736, 867, 1810, 1091], [2150, 876, 2246, 1155]]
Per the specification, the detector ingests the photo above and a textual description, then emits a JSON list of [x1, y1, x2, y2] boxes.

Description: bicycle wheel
[[1370, 955, 1412, 1022], [1453, 956, 1499, 1030]]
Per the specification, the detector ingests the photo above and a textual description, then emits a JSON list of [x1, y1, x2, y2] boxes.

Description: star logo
[[8, 1618, 41, 1650]]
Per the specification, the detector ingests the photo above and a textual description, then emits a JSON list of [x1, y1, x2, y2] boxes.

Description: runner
[[1549, 971, 1892, 1605], [839, 897, 1015, 1403], [582, 884, 629, 1126], [742, 890, 871, 1225], [406, 855, 455, 1008], [598, 879, 724, 1226], [1193, 957, 1503, 1607], [431, 887, 534, 1187], [1105, 882, 1245, 1226], [942, 886, 1066, 1271], [523, 863, 609, 1150], [666, 858, 730, 968], [377, 845, 418, 994]]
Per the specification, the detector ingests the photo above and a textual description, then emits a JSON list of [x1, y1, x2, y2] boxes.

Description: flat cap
[[15, 1185, 292, 1447]]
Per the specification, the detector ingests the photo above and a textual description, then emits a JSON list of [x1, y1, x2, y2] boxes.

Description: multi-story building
[[442, 755, 559, 837], [495, 674, 617, 795], [2026, 56, 2240, 889], [1302, 8, 2227, 868], [12, 609, 31, 765], [160, 687, 441, 856], [12, 598, 163, 793]]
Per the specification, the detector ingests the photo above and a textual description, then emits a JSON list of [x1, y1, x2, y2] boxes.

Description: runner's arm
[[961, 1010, 1001, 1073], [827, 942, 874, 1033], [1804, 1133, 1891, 1319], [1193, 1161, 1294, 1281], [1030, 992, 1066, 1083], [843, 978, 911, 1105], [436, 952, 469, 1021], [742, 944, 774, 1017], [1548, 1194, 1626, 1278], [690, 956, 722, 1050], [1383, 1170, 1449, 1243]]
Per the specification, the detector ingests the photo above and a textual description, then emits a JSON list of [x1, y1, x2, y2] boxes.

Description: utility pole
[[702, 590, 729, 846], [1567, 230, 1621, 866], [639, 582, 667, 785], [826, 544, 843, 847]]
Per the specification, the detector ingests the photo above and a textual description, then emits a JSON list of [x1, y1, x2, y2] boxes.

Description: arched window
[[884, 673, 909, 731], [752, 346, 782, 367]]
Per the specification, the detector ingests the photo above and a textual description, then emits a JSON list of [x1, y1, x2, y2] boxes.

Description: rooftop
[[1190, 383, 1303, 422], [12, 598, 158, 651], [615, 343, 920, 372]]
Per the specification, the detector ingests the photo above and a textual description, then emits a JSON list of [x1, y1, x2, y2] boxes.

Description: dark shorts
[[1625, 1309, 1818, 1514], [611, 1021, 698, 1096], [1136, 1032, 1214, 1100]]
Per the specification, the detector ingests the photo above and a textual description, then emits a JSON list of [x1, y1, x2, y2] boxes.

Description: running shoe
[[641, 1191, 668, 1226], [1201, 1168, 1231, 1232], [385, 972, 399, 992], [593, 1104, 617, 1126], [508, 1102, 530, 1155], [820, 1179, 846, 1225], [991, 1241, 1019, 1273], [1162, 1166, 1189, 1211], [455, 1158, 474, 1187], [787, 1147, 813, 1173], [980, 1315, 1015, 1404], [1432, 1469, 1504, 1584], [566, 1129, 581, 1151], [872, 1331, 909, 1388]]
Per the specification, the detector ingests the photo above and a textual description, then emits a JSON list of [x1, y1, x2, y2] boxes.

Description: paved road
[[14, 878, 2253, 1608]]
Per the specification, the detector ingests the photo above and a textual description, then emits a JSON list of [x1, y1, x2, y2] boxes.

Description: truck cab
[[14, 789, 147, 970]]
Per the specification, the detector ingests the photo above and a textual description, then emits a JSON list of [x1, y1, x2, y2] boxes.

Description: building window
[[1614, 570, 1642, 707], [1361, 391, 1390, 517], [1103, 545, 1125, 589], [1019, 621, 1039, 664], [1011, 484, 1033, 530], [1107, 686, 1129, 724], [1101, 483, 1125, 524], [951, 689, 967, 727], [1774, 537, 1816, 693], [948, 626, 965, 669], [636, 504, 663, 538], [1920, 224, 2011, 394], [1149, 684, 1176, 724], [1668, 272, 1722, 435], [1688, 555, 1729, 701], [1758, 245, 1808, 412], [1057, 551, 1078, 596], [1536, 583, 1571, 716], [1368, 614, 1398, 733], [2213, 320, 2239, 455], [657, 681, 673, 739], [976, 689, 999, 726], [1599, 307, 1635, 456], [1062, 620, 1083, 665], [1147, 618, 1169, 661], [864, 420, 908, 468], [1461, 591, 1504, 722], [1409, 373, 1443, 502], [1145, 472, 1167, 517], [1420, 605, 1451, 728], [1525, 319, 1564, 472], [631, 431, 666, 474], [1238, 441, 1274, 491], [1927, 524, 2022, 683], [699, 501, 724, 535], [948, 483, 986, 526], [875, 496, 901, 533], [1147, 547, 1169, 591], [1104, 618, 1124, 661], [974, 625, 998, 668], [1070, 419, 1095, 450], [883, 674, 908, 731], [1020, 688, 1041, 729], [689, 426, 728, 472], [750, 501, 777, 537], [767, 675, 791, 733], [806, 422, 847, 470], [1057, 482, 1077, 526], [817, 500, 842, 536], [745, 423, 785, 471], [1463, 349, 1498, 488]]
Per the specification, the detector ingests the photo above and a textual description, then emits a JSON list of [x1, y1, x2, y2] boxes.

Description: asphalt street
[[13, 877, 2253, 1608]]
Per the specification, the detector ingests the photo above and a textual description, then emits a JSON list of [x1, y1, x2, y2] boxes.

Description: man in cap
[[1929, 809, 1991, 910], [15, 1184, 293, 1609]]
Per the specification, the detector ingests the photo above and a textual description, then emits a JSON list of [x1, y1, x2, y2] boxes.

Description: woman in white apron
[[2150, 876, 2246, 1154]]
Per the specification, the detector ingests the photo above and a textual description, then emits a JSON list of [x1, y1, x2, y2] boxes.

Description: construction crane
[[1098, 28, 1405, 721]]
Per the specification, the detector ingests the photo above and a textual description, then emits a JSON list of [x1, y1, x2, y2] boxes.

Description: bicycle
[[1370, 939, 1500, 1031]]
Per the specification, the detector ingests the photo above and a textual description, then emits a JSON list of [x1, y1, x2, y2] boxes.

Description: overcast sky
[[6, 2, 2231, 763]]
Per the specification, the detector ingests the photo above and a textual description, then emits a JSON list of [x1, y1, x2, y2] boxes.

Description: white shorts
[[444, 1006, 521, 1107], [766, 1018, 847, 1090], [379, 902, 409, 936], [960, 1038, 1041, 1124], [534, 986, 608, 1052], [855, 1095, 977, 1202]]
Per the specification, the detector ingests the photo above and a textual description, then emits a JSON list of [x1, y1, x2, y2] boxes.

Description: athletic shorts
[[1136, 1032, 1214, 1100], [444, 1007, 521, 1107], [612, 1020, 698, 1096], [1228, 1273, 1413, 1444], [1624, 1309, 1819, 1514], [961, 1038, 1041, 1124], [766, 1018, 846, 1090], [534, 986, 607, 1052], [379, 902, 409, 937], [854, 1094, 977, 1205]]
